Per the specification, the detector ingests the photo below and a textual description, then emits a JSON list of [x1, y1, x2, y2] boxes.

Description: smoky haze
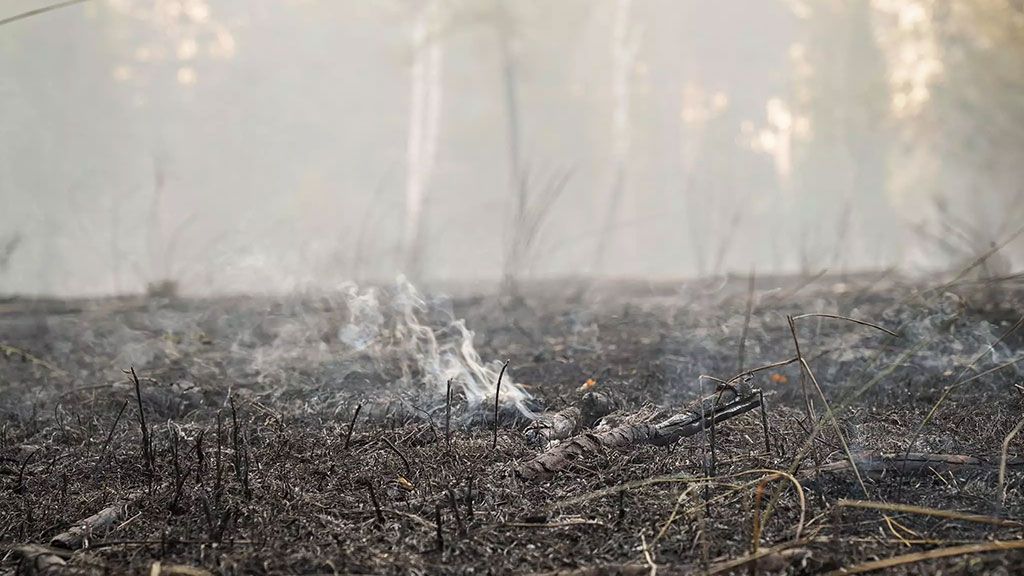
[[1, 0, 1021, 297]]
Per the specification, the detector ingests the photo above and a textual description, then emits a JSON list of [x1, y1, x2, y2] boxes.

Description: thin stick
[[14, 449, 38, 494], [229, 394, 250, 499], [445, 379, 453, 450], [92, 399, 129, 475], [786, 317, 814, 424], [758, 390, 771, 455], [708, 395, 718, 476], [640, 533, 657, 576], [214, 413, 223, 504], [363, 481, 385, 525], [824, 540, 1024, 576], [344, 404, 361, 450], [786, 317, 821, 495], [725, 357, 800, 386], [0, 0, 89, 28], [492, 360, 510, 450], [435, 503, 444, 552], [446, 487, 465, 536], [381, 436, 412, 477], [999, 416, 1024, 506], [743, 470, 807, 542], [737, 270, 756, 373], [127, 367, 152, 474], [801, 358, 868, 497], [791, 313, 899, 337], [751, 479, 768, 561], [837, 499, 1021, 527], [654, 484, 698, 543]]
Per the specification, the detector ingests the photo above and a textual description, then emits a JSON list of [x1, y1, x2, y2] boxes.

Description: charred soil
[[2, 273, 1024, 575]]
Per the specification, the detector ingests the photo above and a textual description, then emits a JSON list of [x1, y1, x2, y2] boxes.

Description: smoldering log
[[517, 388, 761, 481], [525, 392, 617, 446]]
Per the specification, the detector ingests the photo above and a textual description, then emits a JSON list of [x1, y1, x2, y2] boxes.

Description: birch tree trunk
[[403, 0, 444, 279], [594, 0, 637, 275]]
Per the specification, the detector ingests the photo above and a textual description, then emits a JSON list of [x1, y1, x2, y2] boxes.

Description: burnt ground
[[2, 272, 1024, 575]]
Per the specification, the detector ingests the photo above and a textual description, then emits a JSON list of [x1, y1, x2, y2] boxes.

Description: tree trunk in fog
[[403, 0, 444, 280], [496, 1, 526, 297], [594, 0, 635, 275], [147, 156, 167, 283]]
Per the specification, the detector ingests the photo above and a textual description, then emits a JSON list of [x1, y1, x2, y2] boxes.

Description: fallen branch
[[147, 562, 214, 576], [525, 392, 617, 446], [814, 452, 1024, 477], [51, 492, 142, 549], [517, 389, 761, 481]]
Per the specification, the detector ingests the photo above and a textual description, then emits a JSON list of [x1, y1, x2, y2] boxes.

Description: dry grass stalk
[[838, 499, 1021, 527], [999, 415, 1024, 505], [825, 539, 1024, 576]]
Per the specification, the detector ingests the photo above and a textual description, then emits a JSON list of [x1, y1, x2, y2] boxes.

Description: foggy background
[[1, 0, 1022, 297]]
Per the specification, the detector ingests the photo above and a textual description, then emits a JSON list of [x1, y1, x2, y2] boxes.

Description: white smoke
[[339, 276, 536, 418]]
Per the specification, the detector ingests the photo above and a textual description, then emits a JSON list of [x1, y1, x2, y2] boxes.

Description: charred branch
[[525, 392, 617, 446], [518, 389, 762, 481], [815, 451, 1024, 478], [50, 492, 142, 549]]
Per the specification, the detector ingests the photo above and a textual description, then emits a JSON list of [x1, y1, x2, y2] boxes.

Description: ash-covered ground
[[2, 272, 1024, 575]]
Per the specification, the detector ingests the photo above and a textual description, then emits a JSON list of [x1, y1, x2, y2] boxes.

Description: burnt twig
[[381, 435, 412, 477], [445, 379, 453, 450], [737, 270, 756, 373], [435, 503, 444, 551], [791, 313, 899, 338], [363, 480, 385, 526], [229, 395, 250, 500], [758, 390, 771, 455], [14, 448, 38, 494], [92, 399, 129, 476], [446, 487, 465, 536], [127, 367, 153, 475], [344, 403, 362, 450], [492, 359, 510, 450]]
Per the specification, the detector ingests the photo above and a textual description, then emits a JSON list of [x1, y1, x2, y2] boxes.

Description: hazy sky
[[0, 0, 1018, 296]]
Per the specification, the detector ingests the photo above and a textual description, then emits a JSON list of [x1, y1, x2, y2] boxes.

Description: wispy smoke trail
[[340, 276, 536, 418]]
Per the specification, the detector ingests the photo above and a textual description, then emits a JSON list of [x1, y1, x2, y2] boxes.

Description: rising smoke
[[339, 276, 536, 418]]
